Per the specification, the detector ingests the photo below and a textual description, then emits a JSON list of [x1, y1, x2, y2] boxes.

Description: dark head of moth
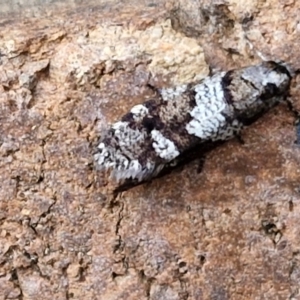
[[94, 61, 291, 187]]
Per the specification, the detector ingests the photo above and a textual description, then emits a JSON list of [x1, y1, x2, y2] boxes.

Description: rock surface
[[1, 0, 300, 299]]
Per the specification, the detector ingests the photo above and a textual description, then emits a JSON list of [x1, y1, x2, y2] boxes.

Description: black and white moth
[[94, 61, 291, 184]]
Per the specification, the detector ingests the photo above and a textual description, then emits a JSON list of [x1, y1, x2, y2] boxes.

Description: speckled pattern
[[2, 1, 300, 299], [95, 61, 291, 182]]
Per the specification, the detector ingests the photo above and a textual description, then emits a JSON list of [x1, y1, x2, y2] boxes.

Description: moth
[[94, 61, 291, 186]]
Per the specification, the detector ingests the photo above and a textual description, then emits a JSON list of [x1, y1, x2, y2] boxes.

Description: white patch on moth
[[112, 121, 146, 147], [262, 70, 287, 86], [160, 84, 188, 101], [95, 142, 147, 181], [112, 159, 141, 181], [151, 129, 180, 160], [186, 74, 228, 139], [242, 64, 289, 90], [130, 104, 149, 121], [112, 121, 126, 130], [95, 121, 149, 180], [94, 143, 112, 166], [111, 159, 157, 182], [97, 142, 105, 150]]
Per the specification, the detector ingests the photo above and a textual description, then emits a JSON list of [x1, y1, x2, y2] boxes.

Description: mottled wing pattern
[[94, 61, 291, 183]]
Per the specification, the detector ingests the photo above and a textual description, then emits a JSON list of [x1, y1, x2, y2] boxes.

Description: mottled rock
[[0, 0, 300, 300]]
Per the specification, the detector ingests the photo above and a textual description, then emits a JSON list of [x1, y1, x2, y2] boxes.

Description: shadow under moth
[[94, 61, 292, 191]]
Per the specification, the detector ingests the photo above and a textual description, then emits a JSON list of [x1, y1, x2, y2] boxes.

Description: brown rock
[[1, 0, 300, 299]]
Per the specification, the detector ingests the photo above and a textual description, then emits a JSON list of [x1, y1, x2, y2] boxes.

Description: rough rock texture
[[1, 0, 300, 299]]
